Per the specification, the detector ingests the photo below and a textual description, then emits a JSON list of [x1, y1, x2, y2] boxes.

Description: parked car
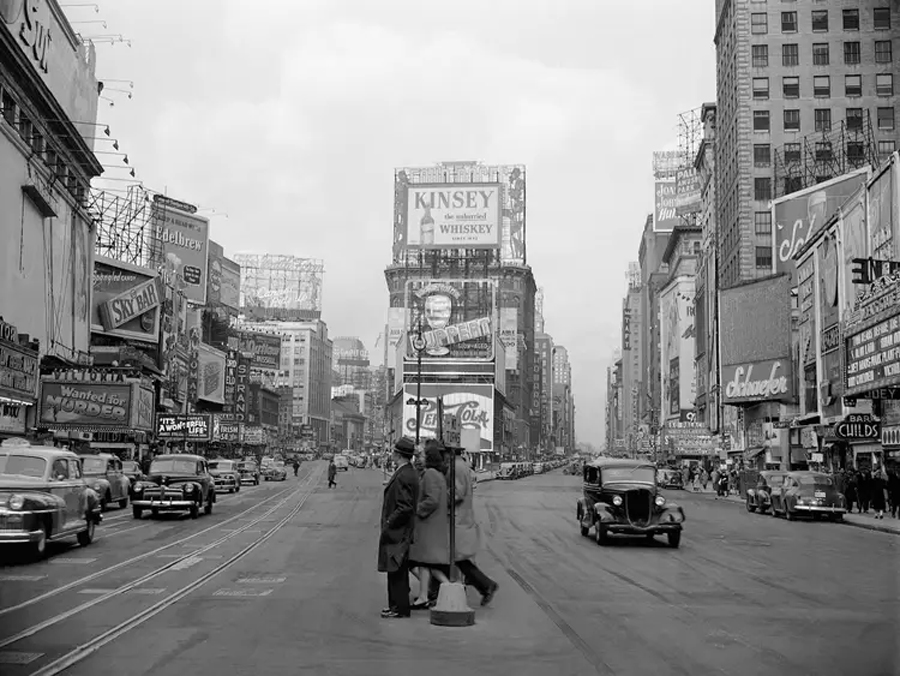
[[121, 460, 144, 485], [208, 459, 241, 493], [131, 454, 215, 519], [79, 453, 131, 510], [656, 468, 684, 490], [577, 457, 685, 548], [745, 470, 786, 514], [768, 471, 846, 521], [236, 460, 261, 485], [0, 439, 102, 558]]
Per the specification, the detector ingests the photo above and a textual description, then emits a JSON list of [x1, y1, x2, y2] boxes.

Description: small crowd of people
[[377, 437, 499, 619], [835, 467, 900, 519], [681, 464, 741, 498]]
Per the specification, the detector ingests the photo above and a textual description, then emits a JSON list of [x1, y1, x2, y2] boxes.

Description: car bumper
[[132, 499, 196, 510], [793, 505, 846, 514], [602, 522, 683, 535], [0, 528, 47, 545], [213, 480, 237, 490]]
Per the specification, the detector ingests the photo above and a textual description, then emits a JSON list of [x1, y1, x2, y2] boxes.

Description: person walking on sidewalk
[[888, 470, 900, 518], [871, 467, 888, 519], [409, 442, 451, 610], [327, 459, 337, 488], [377, 437, 419, 619]]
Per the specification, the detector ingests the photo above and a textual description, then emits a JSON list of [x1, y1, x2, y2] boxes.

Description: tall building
[[620, 268, 643, 454], [552, 345, 575, 452], [332, 336, 371, 390], [715, 0, 898, 288], [535, 334, 554, 452]]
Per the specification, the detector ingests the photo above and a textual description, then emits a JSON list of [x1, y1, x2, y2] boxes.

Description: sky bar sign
[[405, 183, 501, 249]]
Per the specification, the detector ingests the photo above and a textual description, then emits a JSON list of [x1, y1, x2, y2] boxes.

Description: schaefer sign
[[156, 414, 211, 440], [404, 183, 501, 249], [149, 198, 210, 305], [38, 381, 153, 431], [402, 383, 494, 452], [721, 359, 793, 405], [405, 279, 495, 361], [91, 257, 161, 344]]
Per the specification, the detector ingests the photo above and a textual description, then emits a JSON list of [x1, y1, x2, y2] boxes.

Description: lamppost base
[[429, 582, 475, 627]]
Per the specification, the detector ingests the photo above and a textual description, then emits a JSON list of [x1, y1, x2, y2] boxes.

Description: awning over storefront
[[745, 447, 766, 460]]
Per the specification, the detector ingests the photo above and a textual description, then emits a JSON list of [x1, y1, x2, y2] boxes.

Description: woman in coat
[[409, 444, 450, 609], [871, 467, 888, 519]]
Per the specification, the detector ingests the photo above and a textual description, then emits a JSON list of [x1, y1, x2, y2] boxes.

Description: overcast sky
[[83, 0, 715, 446]]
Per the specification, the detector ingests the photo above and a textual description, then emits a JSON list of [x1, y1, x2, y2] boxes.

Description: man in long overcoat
[[377, 437, 419, 618]]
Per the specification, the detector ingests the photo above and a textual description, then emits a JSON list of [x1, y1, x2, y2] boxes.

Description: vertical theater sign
[[0, 319, 39, 436]]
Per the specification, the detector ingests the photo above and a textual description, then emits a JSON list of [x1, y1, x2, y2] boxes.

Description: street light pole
[[410, 318, 427, 445]]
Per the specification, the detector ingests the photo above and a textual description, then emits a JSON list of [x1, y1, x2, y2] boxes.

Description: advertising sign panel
[[722, 358, 793, 405], [675, 167, 701, 216], [869, 159, 896, 260], [149, 202, 210, 305], [91, 257, 161, 344], [198, 344, 226, 404], [234, 354, 250, 422], [212, 415, 242, 443], [720, 274, 793, 368], [156, 414, 211, 440], [405, 280, 495, 361], [223, 350, 237, 415], [654, 180, 678, 232], [386, 307, 406, 370], [402, 383, 494, 451], [243, 426, 264, 445], [622, 307, 632, 352], [772, 169, 868, 284], [845, 312, 900, 395], [230, 330, 281, 370], [659, 280, 695, 416], [0, 402, 26, 434], [0, 319, 38, 404], [186, 327, 201, 404], [207, 240, 225, 306], [38, 381, 133, 429], [841, 189, 868, 319], [499, 307, 518, 370], [403, 183, 502, 249], [132, 387, 155, 431], [220, 257, 241, 310]]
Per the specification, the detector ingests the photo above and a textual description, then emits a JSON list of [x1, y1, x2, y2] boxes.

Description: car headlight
[[9, 494, 25, 510], [94, 483, 103, 492], [655, 495, 666, 507], [133, 482, 143, 492], [612, 495, 623, 506], [183, 484, 195, 493]]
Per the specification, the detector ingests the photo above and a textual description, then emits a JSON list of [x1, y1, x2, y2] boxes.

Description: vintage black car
[[745, 470, 786, 514], [208, 459, 241, 493], [576, 458, 685, 548], [237, 460, 261, 485], [131, 454, 215, 519], [769, 471, 846, 521], [656, 468, 684, 490]]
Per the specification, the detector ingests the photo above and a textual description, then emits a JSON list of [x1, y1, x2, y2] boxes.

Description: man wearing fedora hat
[[377, 436, 419, 619]]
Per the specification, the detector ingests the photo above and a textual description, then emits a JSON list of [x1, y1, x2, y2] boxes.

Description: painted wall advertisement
[[91, 256, 161, 344], [403, 183, 502, 249], [229, 330, 281, 370], [405, 279, 495, 361], [198, 344, 226, 404], [772, 169, 868, 285], [654, 180, 678, 232], [149, 198, 210, 305], [38, 381, 154, 430], [402, 383, 494, 451]]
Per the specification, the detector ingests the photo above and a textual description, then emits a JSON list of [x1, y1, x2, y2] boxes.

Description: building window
[[876, 73, 894, 96], [1, 90, 15, 126], [781, 11, 798, 32], [842, 8, 860, 30], [815, 141, 833, 162], [782, 43, 799, 66], [813, 75, 831, 97], [753, 110, 771, 131], [784, 109, 801, 131], [846, 108, 864, 129], [874, 7, 891, 30], [843, 41, 861, 64], [812, 43, 829, 65], [753, 144, 771, 166], [877, 107, 895, 131], [754, 177, 772, 201], [811, 10, 828, 32], [784, 142, 801, 163], [752, 44, 768, 68], [783, 76, 800, 98], [752, 77, 769, 99], [879, 140, 897, 156], [784, 176, 803, 194], [875, 40, 893, 63], [845, 74, 862, 97], [814, 108, 832, 132], [754, 211, 773, 235], [755, 246, 773, 269], [751, 12, 768, 33]]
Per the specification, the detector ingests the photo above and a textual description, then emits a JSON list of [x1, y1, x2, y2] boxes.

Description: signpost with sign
[[834, 414, 881, 441]]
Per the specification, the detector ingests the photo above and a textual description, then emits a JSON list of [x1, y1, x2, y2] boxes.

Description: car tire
[[595, 526, 609, 546], [190, 502, 199, 519], [133, 506, 142, 519], [118, 497, 128, 509], [77, 517, 95, 547], [786, 509, 796, 521], [32, 524, 49, 560], [667, 531, 681, 548], [204, 493, 213, 515], [151, 508, 159, 518], [832, 514, 843, 522]]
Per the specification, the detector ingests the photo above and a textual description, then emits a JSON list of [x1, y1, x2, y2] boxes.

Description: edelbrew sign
[[722, 359, 792, 404], [834, 414, 880, 441]]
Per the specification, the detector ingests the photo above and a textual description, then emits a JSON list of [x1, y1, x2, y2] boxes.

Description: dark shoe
[[381, 609, 410, 619], [410, 600, 430, 610], [381, 606, 397, 617], [481, 582, 499, 606]]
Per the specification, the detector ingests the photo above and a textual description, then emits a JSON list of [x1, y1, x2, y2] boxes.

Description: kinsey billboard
[[198, 344, 226, 404], [156, 414, 211, 440], [38, 381, 148, 430], [402, 383, 494, 451], [654, 180, 678, 232], [149, 198, 210, 305], [405, 279, 495, 361], [91, 256, 161, 344], [404, 183, 501, 249], [722, 358, 793, 405], [772, 168, 868, 285]]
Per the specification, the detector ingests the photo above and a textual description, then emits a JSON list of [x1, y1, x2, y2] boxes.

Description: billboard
[[722, 358, 792, 405], [38, 381, 154, 431], [841, 187, 868, 319], [233, 254, 323, 314], [156, 414, 212, 440], [220, 257, 241, 310], [91, 257, 161, 344], [499, 307, 518, 370], [659, 280, 695, 417], [149, 201, 210, 305], [386, 307, 406, 370], [403, 183, 501, 249], [720, 274, 793, 368], [402, 383, 494, 451], [654, 180, 678, 232], [405, 279, 495, 361], [229, 330, 281, 370], [675, 167, 701, 216], [868, 157, 896, 260], [198, 344, 226, 404], [772, 168, 868, 285]]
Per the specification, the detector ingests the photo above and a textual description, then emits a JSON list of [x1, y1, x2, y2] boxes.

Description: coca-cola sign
[[402, 383, 493, 452], [722, 359, 794, 404]]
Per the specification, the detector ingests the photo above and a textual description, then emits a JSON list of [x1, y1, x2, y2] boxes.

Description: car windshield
[[765, 474, 785, 484], [150, 459, 197, 475], [799, 475, 833, 487], [0, 454, 47, 479], [122, 461, 138, 472], [602, 466, 656, 484], [81, 457, 107, 474], [209, 461, 233, 470]]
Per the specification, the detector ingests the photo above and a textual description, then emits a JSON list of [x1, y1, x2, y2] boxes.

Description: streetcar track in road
[[27, 466, 325, 676], [0, 480, 305, 619], [0, 468, 323, 655]]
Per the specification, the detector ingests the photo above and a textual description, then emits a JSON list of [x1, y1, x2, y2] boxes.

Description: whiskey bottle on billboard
[[420, 206, 435, 246]]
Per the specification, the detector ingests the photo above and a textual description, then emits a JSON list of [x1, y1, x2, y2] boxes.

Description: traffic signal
[[850, 258, 871, 285]]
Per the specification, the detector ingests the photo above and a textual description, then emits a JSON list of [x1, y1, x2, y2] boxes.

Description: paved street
[[1, 464, 898, 676]]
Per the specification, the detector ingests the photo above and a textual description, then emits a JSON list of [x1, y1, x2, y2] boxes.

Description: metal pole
[[415, 323, 423, 445]]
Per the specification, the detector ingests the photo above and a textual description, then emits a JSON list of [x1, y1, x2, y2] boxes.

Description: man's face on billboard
[[424, 294, 452, 329]]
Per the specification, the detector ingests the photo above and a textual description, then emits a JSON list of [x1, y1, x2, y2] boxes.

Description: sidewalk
[[683, 486, 900, 535]]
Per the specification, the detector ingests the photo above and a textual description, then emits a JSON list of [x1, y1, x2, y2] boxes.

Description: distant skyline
[[83, 0, 716, 444]]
